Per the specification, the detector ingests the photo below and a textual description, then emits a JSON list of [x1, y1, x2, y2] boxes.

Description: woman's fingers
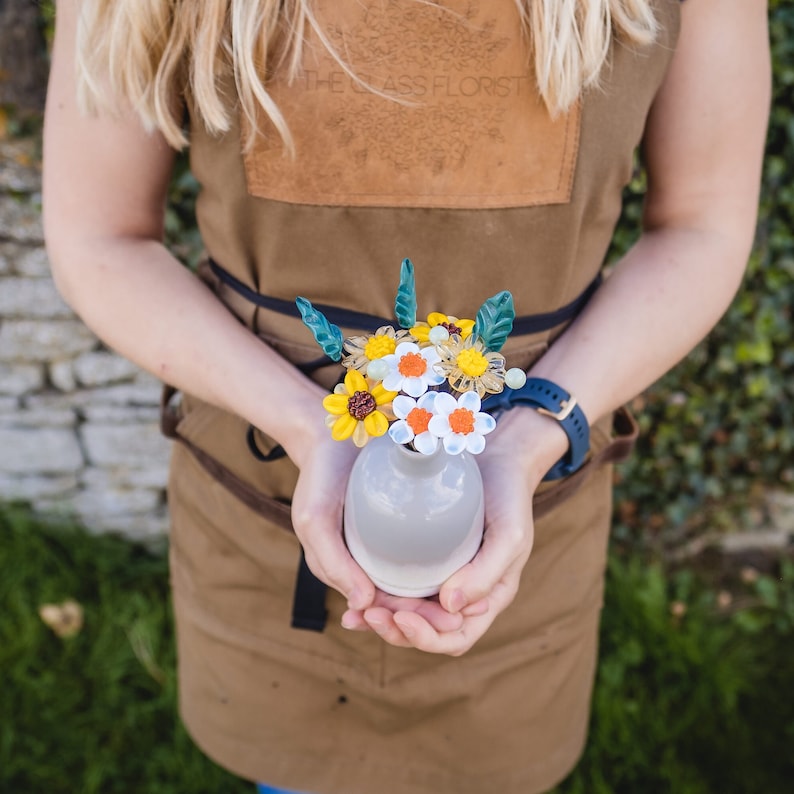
[[436, 434, 539, 614], [341, 590, 467, 634], [341, 569, 519, 656], [291, 441, 377, 610], [291, 494, 375, 610], [298, 516, 376, 611], [374, 592, 466, 632], [393, 575, 519, 656], [362, 606, 415, 648], [438, 515, 531, 614]]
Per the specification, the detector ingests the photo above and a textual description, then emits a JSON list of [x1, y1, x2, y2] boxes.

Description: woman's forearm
[[46, 234, 327, 466], [530, 224, 751, 426], [532, 0, 769, 433]]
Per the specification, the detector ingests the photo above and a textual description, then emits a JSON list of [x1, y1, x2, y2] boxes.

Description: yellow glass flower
[[410, 312, 475, 346], [342, 325, 413, 373], [322, 369, 397, 447], [434, 335, 506, 397]]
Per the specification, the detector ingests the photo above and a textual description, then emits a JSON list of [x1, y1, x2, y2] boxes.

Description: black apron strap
[[291, 549, 329, 632], [209, 258, 392, 332], [208, 257, 602, 337]]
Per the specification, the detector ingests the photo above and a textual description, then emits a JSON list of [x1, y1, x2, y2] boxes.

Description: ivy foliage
[[554, 554, 794, 794]]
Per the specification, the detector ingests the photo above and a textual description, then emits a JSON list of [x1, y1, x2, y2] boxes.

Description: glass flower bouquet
[[297, 259, 526, 596]]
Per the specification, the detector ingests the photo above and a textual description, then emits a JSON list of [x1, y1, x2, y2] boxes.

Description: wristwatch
[[483, 377, 590, 480]]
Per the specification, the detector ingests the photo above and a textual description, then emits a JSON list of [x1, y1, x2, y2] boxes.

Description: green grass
[[555, 555, 794, 794], [0, 507, 249, 794], [1, 506, 793, 794]]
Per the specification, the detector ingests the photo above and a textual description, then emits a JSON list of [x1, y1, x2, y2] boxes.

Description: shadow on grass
[[1, 505, 792, 794]]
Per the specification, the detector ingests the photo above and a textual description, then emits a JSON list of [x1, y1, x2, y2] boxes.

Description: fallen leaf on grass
[[39, 599, 84, 638]]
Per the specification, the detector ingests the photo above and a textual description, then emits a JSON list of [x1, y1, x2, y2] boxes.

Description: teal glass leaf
[[295, 297, 344, 361], [394, 258, 417, 329], [472, 291, 515, 352]]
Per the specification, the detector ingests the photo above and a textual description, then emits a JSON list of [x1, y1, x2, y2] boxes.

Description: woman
[[42, 1, 770, 792]]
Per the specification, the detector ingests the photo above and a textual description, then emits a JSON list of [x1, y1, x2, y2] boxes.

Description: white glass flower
[[427, 391, 496, 455], [381, 341, 445, 398], [388, 392, 440, 455]]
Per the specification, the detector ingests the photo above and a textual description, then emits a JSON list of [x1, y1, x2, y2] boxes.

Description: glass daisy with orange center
[[427, 391, 496, 455], [388, 392, 441, 455], [381, 341, 445, 398]]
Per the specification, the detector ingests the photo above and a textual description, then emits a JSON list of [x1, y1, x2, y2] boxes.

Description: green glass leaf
[[394, 258, 417, 329], [295, 297, 344, 361], [472, 291, 515, 352]]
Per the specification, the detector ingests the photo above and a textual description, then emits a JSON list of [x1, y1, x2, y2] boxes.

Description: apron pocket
[[162, 386, 298, 533]]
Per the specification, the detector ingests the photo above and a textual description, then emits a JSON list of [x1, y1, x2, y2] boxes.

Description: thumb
[[438, 518, 533, 613]]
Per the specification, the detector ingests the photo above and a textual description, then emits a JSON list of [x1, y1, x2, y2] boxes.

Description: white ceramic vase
[[343, 434, 485, 597]]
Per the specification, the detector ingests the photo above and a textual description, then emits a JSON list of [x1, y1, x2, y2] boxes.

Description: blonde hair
[[76, 0, 658, 150]]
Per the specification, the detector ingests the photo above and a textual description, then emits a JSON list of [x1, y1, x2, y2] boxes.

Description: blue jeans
[[256, 785, 304, 794]]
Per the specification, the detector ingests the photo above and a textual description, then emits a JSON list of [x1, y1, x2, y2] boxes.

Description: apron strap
[[208, 257, 602, 336], [291, 550, 329, 632]]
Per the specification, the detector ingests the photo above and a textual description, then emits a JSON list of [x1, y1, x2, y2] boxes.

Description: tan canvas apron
[[164, 2, 680, 792]]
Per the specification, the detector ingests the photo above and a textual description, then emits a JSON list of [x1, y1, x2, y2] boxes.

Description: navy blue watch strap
[[482, 377, 590, 480]]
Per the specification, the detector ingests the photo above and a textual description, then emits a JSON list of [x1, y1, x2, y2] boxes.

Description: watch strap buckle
[[536, 396, 578, 422]]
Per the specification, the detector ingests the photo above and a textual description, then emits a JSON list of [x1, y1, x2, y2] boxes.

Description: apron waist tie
[[207, 257, 603, 337]]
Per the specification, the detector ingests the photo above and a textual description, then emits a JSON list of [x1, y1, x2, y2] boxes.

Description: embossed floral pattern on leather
[[243, 0, 580, 209]]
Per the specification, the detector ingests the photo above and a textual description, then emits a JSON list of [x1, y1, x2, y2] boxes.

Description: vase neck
[[390, 441, 447, 474]]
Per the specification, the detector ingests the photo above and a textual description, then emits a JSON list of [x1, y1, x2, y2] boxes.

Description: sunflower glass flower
[[322, 369, 398, 448], [410, 312, 475, 346]]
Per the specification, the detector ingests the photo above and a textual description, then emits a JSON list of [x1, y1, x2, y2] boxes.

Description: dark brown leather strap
[[161, 384, 295, 532], [159, 384, 180, 439]]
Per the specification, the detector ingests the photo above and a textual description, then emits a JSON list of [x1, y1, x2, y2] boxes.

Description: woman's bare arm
[[43, 0, 328, 461], [530, 0, 771, 420]]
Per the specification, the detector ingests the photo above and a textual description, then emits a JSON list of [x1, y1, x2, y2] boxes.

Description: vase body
[[343, 434, 485, 597]]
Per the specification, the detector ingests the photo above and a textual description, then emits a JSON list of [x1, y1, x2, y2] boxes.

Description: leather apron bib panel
[[168, 2, 680, 791], [243, 0, 581, 210]]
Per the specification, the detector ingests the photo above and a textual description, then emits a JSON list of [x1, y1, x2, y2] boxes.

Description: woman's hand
[[289, 426, 479, 633], [289, 430, 376, 610], [340, 407, 569, 655]]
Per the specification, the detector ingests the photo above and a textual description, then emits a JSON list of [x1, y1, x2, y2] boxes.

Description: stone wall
[[0, 138, 170, 541]]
